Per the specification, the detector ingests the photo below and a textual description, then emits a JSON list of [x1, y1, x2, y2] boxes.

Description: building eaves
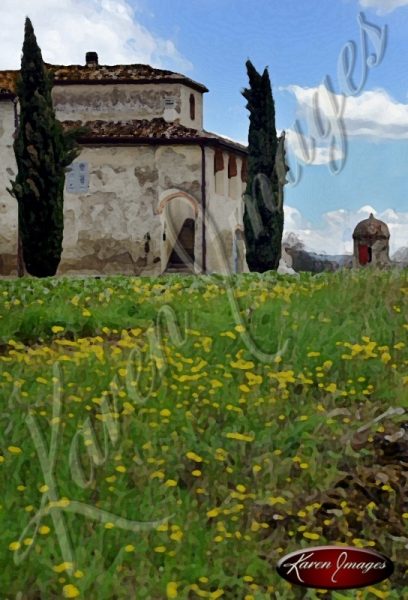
[[0, 63, 208, 95], [62, 118, 248, 155]]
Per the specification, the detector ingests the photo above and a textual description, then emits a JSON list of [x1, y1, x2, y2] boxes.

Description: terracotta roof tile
[[62, 118, 198, 138], [62, 118, 247, 153], [0, 63, 208, 94], [0, 71, 18, 94]]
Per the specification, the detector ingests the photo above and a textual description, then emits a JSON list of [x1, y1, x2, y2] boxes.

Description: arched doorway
[[166, 218, 195, 271], [158, 192, 199, 274]]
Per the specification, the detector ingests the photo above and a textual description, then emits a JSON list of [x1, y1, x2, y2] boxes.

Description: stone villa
[[0, 52, 249, 276]]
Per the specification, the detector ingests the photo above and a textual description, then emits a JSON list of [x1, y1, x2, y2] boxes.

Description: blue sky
[[1, 0, 407, 253], [132, 0, 408, 253]]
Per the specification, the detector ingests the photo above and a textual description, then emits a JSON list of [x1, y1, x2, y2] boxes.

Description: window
[[214, 149, 224, 174], [214, 149, 225, 194], [228, 155, 239, 198], [228, 155, 237, 179], [189, 94, 195, 120]]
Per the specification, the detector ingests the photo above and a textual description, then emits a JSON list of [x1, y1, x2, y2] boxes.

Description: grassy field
[[0, 269, 407, 599]]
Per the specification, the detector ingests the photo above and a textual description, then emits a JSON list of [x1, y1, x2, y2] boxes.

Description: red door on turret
[[358, 244, 371, 265]]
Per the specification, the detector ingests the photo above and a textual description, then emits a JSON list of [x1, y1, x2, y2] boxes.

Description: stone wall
[[0, 100, 18, 276], [59, 144, 247, 276], [0, 94, 247, 276], [58, 144, 203, 275], [52, 83, 203, 129], [204, 147, 248, 274]]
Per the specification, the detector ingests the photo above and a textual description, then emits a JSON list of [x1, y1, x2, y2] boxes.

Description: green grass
[[0, 269, 407, 599]]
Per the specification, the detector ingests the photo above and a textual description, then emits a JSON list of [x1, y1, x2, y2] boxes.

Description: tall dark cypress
[[242, 60, 287, 272], [8, 18, 81, 277]]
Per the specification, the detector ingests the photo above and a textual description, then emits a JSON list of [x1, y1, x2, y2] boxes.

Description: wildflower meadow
[[0, 269, 407, 599]]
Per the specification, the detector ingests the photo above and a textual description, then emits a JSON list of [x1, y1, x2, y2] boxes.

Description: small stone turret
[[352, 213, 391, 268]]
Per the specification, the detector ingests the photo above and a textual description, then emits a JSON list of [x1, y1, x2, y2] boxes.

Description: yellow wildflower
[[230, 359, 255, 370], [303, 532, 320, 540], [150, 471, 165, 480], [51, 326, 65, 334], [53, 562, 74, 573], [221, 331, 236, 339], [225, 432, 254, 442], [39, 526, 51, 535], [170, 530, 183, 542], [166, 582, 178, 599], [62, 584, 80, 598], [210, 379, 223, 388], [164, 479, 177, 487], [9, 541, 21, 551], [186, 451, 203, 462]]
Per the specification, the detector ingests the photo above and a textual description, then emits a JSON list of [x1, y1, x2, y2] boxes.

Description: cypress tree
[[8, 18, 82, 277], [242, 60, 287, 272]]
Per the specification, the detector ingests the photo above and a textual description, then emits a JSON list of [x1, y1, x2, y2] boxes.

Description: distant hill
[[283, 233, 407, 273], [286, 248, 352, 273], [392, 247, 408, 266]]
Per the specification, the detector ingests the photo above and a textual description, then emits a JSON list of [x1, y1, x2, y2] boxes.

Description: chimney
[[85, 52, 99, 67]]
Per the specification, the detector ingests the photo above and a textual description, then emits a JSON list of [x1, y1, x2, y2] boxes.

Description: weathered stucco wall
[[0, 100, 18, 275], [205, 148, 248, 274], [60, 144, 247, 276], [0, 100, 247, 277], [58, 144, 204, 275], [53, 83, 204, 128]]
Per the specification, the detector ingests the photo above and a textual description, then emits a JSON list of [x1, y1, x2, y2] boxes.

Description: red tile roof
[[0, 63, 208, 95], [62, 118, 247, 154], [0, 72, 18, 95]]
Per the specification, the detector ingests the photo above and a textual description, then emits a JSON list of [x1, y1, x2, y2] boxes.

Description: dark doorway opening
[[166, 218, 195, 271], [358, 244, 372, 266]]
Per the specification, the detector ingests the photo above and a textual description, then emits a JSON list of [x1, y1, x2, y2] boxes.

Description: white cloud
[[0, 0, 192, 71], [359, 0, 408, 15], [284, 205, 313, 231], [283, 205, 408, 255], [285, 128, 345, 166], [286, 84, 408, 141]]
